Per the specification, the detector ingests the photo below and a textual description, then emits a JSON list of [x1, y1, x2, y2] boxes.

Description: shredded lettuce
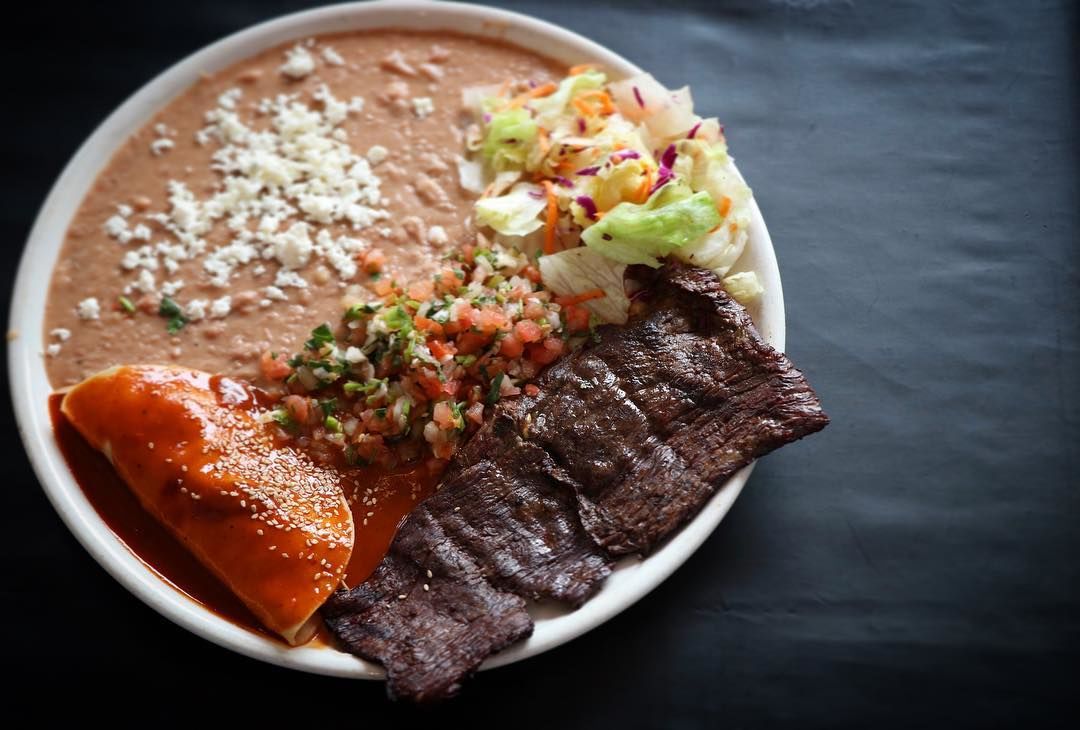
[[674, 224, 747, 277], [722, 271, 764, 305], [581, 184, 722, 267], [473, 183, 546, 236], [531, 69, 607, 126], [482, 108, 538, 171], [538, 246, 629, 324]]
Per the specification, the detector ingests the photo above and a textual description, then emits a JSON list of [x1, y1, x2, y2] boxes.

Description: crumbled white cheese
[[273, 222, 314, 269], [411, 97, 435, 119], [132, 269, 157, 295], [263, 285, 288, 301], [131, 223, 152, 241], [116, 204, 134, 218], [348, 96, 365, 113], [321, 46, 345, 66], [150, 138, 175, 156], [104, 215, 132, 243], [217, 88, 243, 110], [76, 298, 100, 320], [344, 346, 365, 364], [50, 328, 71, 342], [185, 299, 208, 322], [161, 280, 185, 297], [280, 44, 316, 79], [209, 295, 232, 319], [275, 269, 308, 289], [427, 225, 449, 246], [46, 344, 61, 357], [366, 145, 388, 165]]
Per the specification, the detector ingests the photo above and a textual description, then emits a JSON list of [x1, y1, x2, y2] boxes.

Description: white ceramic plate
[[8, 0, 784, 678]]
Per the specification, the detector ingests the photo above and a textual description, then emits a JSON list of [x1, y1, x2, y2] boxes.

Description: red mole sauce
[[50, 393, 438, 642]]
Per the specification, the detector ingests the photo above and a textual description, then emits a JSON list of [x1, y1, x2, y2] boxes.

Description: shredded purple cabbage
[[527, 189, 545, 200], [660, 143, 678, 170], [577, 117, 586, 133], [633, 86, 645, 108], [575, 195, 598, 220], [483, 112, 492, 123], [554, 176, 574, 188], [576, 166, 601, 176], [687, 121, 702, 139], [612, 150, 641, 163], [649, 143, 678, 195]]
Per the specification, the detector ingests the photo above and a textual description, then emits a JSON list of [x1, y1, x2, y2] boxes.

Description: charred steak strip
[[325, 263, 828, 701], [516, 263, 830, 553], [321, 550, 532, 703], [324, 411, 612, 700]]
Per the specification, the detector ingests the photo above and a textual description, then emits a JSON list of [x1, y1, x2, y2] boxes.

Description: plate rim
[[7, 0, 786, 679]]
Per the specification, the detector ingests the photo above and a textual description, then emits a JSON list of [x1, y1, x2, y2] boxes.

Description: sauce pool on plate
[[50, 391, 437, 643]]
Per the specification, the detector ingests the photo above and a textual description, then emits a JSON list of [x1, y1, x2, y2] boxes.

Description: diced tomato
[[474, 308, 509, 336], [525, 384, 540, 396], [283, 395, 309, 424], [521, 264, 542, 284], [417, 373, 444, 399], [442, 380, 461, 397], [433, 401, 452, 429], [465, 402, 485, 425], [373, 278, 394, 297], [527, 336, 565, 365], [362, 248, 386, 273], [500, 333, 525, 358], [414, 315, 444, 337], [456, 331, 490, 355], [564, 304, 591, 332], [461, 243, 475, 265], [523, 299, 547, 319], [260, 351, 292, 380], [428, 339, 455, 360], [408, 279, 435, 300], [514, 319, 543, 343]]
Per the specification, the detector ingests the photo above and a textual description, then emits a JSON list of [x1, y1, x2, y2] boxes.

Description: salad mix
[[263, 66, 763, 467]]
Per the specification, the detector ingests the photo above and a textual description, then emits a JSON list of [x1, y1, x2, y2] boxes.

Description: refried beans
[[44, 31, 560, 388]]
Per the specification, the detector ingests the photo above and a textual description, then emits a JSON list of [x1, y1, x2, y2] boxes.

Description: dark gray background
[[2, 1, 1076, 725]]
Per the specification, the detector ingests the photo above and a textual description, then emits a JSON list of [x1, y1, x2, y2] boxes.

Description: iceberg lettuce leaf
[[538, 246, 629, 324], [580, 184, 722, 267], [474, 183, 546, 236]]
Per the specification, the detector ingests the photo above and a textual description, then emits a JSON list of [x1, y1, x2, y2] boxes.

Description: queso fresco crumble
[[44, 32, 563, 387]]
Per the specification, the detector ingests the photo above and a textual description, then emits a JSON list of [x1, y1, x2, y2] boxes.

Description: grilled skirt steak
[[324, 263, 829, 701]]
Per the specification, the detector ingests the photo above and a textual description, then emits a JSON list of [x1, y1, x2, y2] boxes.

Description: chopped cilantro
[[118, 296, 136, 314], [344, 302, 381, 321], [318, 398, 338, 415], [158, 297, 187, 334], [485, 372, 505, 405], [304, 323, 335, 351]]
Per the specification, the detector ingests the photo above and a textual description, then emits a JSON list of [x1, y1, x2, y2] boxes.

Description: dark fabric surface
[[1, 0, 1076, 725]]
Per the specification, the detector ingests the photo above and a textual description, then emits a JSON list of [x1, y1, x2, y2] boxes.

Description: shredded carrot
[[576, 90, 615, 115], [729, 222, 739, 233], [555, 288, 607, 306], [568, 63, 598, 76], [717, 195, 732, 217], [572, 97, 596, 118], [504, 82, 558, 109], [634, 167, 655, 203], [542, 180, 558, 255], [496, 78, 513, 98], [538, 127, 551, 155]]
